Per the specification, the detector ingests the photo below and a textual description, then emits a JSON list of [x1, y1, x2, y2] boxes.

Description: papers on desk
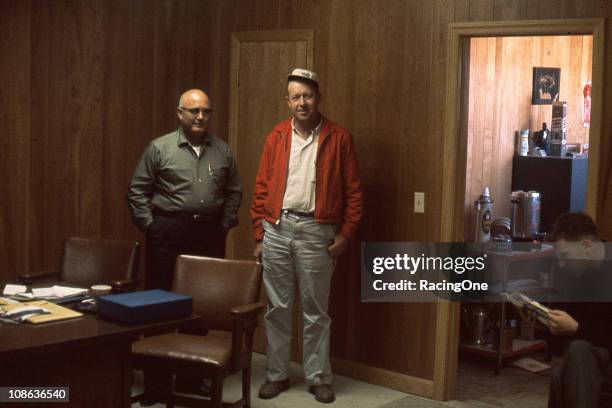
[[32, 286, 88, 298], [3, 305, 52, 322], [0, 296, 20, 305], [0, 300, 82, 324], [2, 284, 88, 300], [2, 284, 27, 296]]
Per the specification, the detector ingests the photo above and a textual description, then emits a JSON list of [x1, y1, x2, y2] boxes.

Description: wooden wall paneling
[[328, 0, 373, 366], [152, 0, 201, 138], [251, 0, 281, 30], [524, 0, 540, 19], [277, 0, 304, 28], [316, 0, 352, 126], [453, 0, 471, 22], [493, 0, 527, 21], [360, 0, 414, 374], [195, 0, 249, 141], [468, 0, 494, 21], [568, 35, 586, 145], [495, 36, 518, 219], [464, 37, 486, 239], [101, 0, 156, 242], [73, 1, 105, 240], [33, 1, 106, 269], [0, 0, 31, 281], [529, 0, 565, 20], [343, 0, 440, 383], [28, 1, 51, 273]]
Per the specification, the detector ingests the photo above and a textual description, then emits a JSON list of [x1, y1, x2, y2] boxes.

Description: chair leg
[[211, 379, 223, 408], [243, 363, 252, 408]]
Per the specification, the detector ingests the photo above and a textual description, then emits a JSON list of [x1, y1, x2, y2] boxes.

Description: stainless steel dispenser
[[510, 191, 541, 239]]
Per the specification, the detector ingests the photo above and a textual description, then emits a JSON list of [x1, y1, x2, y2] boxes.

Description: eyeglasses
[[179, 107, 214, 116]]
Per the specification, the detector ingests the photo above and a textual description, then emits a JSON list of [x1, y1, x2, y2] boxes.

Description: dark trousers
[[144, 213, 225, 396], [549, 339, 610, 408], [145, 214, 226, 290]]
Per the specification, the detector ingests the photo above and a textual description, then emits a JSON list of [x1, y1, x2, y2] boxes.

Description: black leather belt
[[153, 207, 218, 221], [282, 209, 314, 218]]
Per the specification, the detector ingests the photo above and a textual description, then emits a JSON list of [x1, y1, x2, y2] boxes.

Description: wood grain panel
[[0, 0, 31, 281], [465, 34, 594, 238], [101, 0, 156, 242], [29, 0, 106, 271], [27, 1, 51, 273], [152, 0, 202, 138]]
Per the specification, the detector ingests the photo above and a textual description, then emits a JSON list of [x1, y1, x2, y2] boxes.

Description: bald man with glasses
[[128, 89, 241, 402], [128, 89, 242, 291]]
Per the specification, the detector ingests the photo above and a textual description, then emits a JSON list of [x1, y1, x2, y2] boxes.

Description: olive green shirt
[[127, 128, 242, 231]]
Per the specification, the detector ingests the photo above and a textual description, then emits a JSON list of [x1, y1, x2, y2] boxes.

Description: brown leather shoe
[[258, 379, 290, 399], [309, 384, 336, 403]]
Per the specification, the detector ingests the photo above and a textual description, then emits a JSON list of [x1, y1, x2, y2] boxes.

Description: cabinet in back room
[[511, 155, 588, 234]]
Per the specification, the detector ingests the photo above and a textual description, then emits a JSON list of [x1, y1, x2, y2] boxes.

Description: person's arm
[[127, 144, 158, 232], [251, 136, 272, 260], [328, 132, 363, 257], [549, 306, 612, 350], [339, 132, 364, 240], [220, 149, 242, 231]]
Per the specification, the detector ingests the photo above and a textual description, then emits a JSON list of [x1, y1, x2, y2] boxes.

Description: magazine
[[505, 291, 550, 326]]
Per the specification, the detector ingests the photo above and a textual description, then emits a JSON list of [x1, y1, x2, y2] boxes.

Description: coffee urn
[[510, 191, 541, 240], [474, 187, 494, 242]]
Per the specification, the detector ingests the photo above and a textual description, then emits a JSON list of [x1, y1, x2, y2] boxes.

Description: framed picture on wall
[[532, 67, 560, 105]]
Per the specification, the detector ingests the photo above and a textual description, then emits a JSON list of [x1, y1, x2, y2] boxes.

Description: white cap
[[288, 68, 319, 86]]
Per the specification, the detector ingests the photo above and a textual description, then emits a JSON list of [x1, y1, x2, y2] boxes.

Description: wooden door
[[227, 30, 314, 356]]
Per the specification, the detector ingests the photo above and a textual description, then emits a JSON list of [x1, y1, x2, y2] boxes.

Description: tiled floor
[[132, 352, 550, 408]]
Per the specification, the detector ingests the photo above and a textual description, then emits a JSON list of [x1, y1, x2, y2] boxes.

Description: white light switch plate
[[414, 192, 425, 213]]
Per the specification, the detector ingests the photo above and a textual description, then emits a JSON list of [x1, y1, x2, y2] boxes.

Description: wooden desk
[[0, 312, 198, 407]]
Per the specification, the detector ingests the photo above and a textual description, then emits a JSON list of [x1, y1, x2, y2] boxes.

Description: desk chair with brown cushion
[[19, 237, 140, 292], [132, 255, 263, 408]]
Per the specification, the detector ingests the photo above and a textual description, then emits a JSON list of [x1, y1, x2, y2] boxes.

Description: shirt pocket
[[211, 165, 228, 189]]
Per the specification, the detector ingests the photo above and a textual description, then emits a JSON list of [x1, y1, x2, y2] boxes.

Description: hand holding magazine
[[505, 291, 550, 326]]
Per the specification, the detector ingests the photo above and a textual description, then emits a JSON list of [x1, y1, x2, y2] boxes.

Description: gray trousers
[[262, 213, 336, 385], [548, 339, 610, 408]]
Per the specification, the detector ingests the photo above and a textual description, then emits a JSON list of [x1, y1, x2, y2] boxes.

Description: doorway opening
[[437, 18, 605, 400], [441, 18, 604, 242]]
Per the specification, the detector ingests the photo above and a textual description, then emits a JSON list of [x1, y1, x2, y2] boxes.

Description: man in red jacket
[[251, 68, 363, 403]]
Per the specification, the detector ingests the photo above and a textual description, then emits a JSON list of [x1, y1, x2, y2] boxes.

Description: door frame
[[438, 18, 605, 399], [226, 29, 314, 258], [442, 18, 605, 241]]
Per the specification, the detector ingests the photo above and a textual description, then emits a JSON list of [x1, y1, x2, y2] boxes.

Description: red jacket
[[251, 116, 363, 241]]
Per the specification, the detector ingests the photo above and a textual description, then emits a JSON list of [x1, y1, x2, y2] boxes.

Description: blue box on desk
[[97, 290, 192, 324]]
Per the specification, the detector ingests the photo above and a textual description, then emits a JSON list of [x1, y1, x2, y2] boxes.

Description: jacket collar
[[276, 115, 332, 145]]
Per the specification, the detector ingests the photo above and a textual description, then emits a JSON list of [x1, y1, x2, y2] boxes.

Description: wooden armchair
[[19, 237, 140, 292], [131, 255, 263, 408]]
